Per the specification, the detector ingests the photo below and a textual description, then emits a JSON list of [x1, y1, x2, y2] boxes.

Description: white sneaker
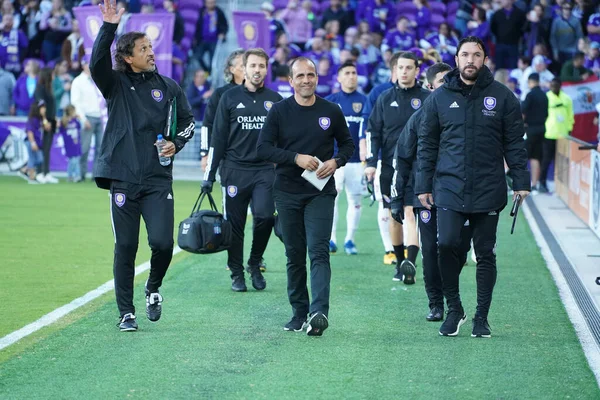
[[44, 174, 59, 184], [35, 174, 47, 184]]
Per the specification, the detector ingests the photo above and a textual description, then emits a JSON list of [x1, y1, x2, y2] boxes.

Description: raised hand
[[99, 0, 125, 24]]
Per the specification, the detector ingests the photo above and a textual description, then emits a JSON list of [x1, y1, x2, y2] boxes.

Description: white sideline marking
[[0, 247, 182, 351], [522, 203, 600, 385]]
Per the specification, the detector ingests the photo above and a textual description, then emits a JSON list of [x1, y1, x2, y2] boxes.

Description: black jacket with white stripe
[[204, 84, 282, 182], [366, 83, 430, 168], [90, 22, 195, 190], [200, 82, 238, 157]]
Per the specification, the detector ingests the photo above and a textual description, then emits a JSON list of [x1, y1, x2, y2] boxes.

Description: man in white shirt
[[70, 55, 103, 181]]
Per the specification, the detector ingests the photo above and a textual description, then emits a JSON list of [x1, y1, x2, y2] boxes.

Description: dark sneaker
[[118, 313, 138, 332], [400, 259, 416, 285], [471, 316, 491, 338], [283, 316, 307, 332], [426, 306, 444, 322], [249, 266, 266, 291], [392, 266, 403, 281], [144, 281, 163, 322], [259, 258, 267, 273], [439, 310, 467, 336], [306, 312, 329, 336], [231, 275, 247, 292], [329, 240, 338, 253]]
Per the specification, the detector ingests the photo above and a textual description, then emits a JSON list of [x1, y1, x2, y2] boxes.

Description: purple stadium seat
[[430, 13, 445, 27], [180, 36, 192, 52], [446, 14, 456, 26], [447, 1, 459, 16], [273, 0, 288, 10], [396, 1, 417, 15], [399, 12, 417, 21], [178, 0, 202, 9], [429, 1, 446, 16], [184, 22, 195, 37], [180, 8, 199, 24]]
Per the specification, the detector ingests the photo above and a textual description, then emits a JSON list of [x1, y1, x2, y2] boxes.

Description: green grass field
[[0, 175, 598, 398]]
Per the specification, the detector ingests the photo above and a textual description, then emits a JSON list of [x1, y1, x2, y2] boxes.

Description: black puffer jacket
[[415, 66, 530, 213]]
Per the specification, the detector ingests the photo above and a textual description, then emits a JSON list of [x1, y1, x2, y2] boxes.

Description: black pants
[[437, 208, 500, 317], [417, 207, 472, 309], [110, 180, 175, 317], [274, 189, 335, 318], [195, 41, 217, 73], [221, 166, 275, 276], [540, 138, 556, 186], [41, 119, 56, 175]]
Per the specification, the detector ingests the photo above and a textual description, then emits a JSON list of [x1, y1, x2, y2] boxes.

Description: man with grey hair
[[200, 49, 245, 169]]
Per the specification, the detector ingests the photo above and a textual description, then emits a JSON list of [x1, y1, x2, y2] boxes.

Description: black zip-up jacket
[[392, 108, 422, 208], [203, 84, 283, 182], [521, 85, 549, 135], [90, 22, 195, 190], [200, 82, 238, 156], [195, 6, 228, 44], [416, 66, 531, 213], [366, 83, 430, 168]]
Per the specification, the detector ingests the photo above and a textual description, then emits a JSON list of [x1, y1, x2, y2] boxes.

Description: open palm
[[99, 0, 124, 24]]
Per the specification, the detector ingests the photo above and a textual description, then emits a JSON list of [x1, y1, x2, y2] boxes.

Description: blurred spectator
[[52, 58, 71, 116], [550, 2, 583, 64], [494, 68, 509, 85], [1, 0, 22, 29], [491, 0, 526, 70], [58, 104, 81, 182], [279, 0, 312, 48], [21, 0, 42, 58], [304, 36, 333, 65], [194, 0, 228, 73], [560, 51, 592, 81], [0, 14, 29, 77], [585, 41, 600, 74], [466, 7, 490, 43], [70, 55, 102, 181], [411, 0, 431, 40], [25, 100, 45, 182], [39, 0, 72, 62], [171, 42, 185, 84], [163, 0, 184, 45], [324, 20, 343, 48], [510, 55, 531, 93], [357, 0, 395, 36], [60, 18, 84, 71], [520, 55, 554, 99], [371, 47, 391, 86], [185, 68, 211, 122], [0, 64, 15, 115], [587, 6, 600, 44], [35, 67, 58, 183], [269, 46, 290, 77], [357, 32, 380, 75], [301, 0, 318, 32], [525, 4, 551, 57], [77, 0, 101, 6], [382, 17, 416, 53], [274, 31, 301, 58], [315, 56, 334, 97], [261, 1, 286, 47], [521, 72, 548, 193], [421, 23, 458, 67], [347, 47, 370, 89], [321, 0, 352, 34], [343, 25, 359, 49], [455, 0, 478, 35], [13, 58, 39, 116], [267, 64, 293, 98], [507, 77, 521, 97]]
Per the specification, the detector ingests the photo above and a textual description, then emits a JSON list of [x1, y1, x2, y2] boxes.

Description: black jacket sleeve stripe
[[90, 22, 118, 99], [204, 92, 230, 182]]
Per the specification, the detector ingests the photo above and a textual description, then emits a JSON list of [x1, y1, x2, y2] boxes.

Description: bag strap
[[189, 191, 220, 216]]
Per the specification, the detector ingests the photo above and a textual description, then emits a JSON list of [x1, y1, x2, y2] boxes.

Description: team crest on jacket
[[227, 185, 238, 198], [114, 193, 126, 207], [264, 101, 273, 111], [420, 210, 431, 223], [410, 98, 422, 110], [319, 117, 330, 130], [484, 97, 496, 110], [151, 89, 163, 102], [352, 102, 363, 113]]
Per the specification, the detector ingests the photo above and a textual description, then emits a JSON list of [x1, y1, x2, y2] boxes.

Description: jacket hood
[[444, 65, 495, 96]]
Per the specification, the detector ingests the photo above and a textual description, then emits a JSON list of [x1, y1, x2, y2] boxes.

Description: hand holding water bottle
[[156, 134, 175, 166]]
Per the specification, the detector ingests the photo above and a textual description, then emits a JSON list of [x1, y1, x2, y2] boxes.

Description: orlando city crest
[[411, 98, 421, 110], [352, 102, 363, 113]]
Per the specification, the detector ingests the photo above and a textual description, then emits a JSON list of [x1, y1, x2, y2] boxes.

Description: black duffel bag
[[177, 191, 231, 254]]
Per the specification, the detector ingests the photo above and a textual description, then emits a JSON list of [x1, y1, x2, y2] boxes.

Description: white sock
[[345, 193, 362, 243], [331, 192, 340, 243], [378, 202, 393, 252]]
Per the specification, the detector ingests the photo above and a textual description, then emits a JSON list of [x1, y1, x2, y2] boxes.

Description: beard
[[246, 73, 265, 88], [459, 64, 481, 82]]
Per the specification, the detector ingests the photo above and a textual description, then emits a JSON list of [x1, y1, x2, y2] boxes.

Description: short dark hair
[[289, 57, 317, 78], [115, 31, 147, 72], [456, 36, 488, 58], [528, 72, 540, 82], [389, 52, 402, 69], [474, 6, 486, 21], [396, 51, 419, 68], [275, 64, 290, 78], [337, 60, 356, 74], [243, 48, 269, 66], [349, 47, 360, 58], [574, 51, 585, 60], [425, 62, 452, 83], [519, 56, 531, 66], [551, 77, 562, 85]]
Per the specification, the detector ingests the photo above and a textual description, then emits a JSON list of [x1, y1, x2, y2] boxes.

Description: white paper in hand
[[301, 157, 331, 191]]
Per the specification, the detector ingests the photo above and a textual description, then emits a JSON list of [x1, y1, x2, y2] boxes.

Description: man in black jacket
[[257, 57, 354, 336], [92, 0, 195, 332], [194, 0, 228, 73], [490, 0, 526, 70], [521, 72, 549, 193], [201, 48, 283, 293], [364, 52, 430, 284], [416, 36, 530, 338]]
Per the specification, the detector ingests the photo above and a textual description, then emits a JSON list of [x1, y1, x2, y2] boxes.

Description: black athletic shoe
[[471, 316, 491, 338], [439, 309, 467, 336], [306, 312, 329, 336], [231, 275, 248, 292], [118, 313, 138, 332], [259, 258, 267, 272], [392, 266, 403, 281], [249, 266, 266, 291], [400, 259, 416, 285], [144, 282, 163, 322], [426, 306, 444, 322], [283, 316, 307, 332]]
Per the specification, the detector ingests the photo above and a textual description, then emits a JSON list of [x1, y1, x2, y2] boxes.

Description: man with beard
[[257, 57, 354, 336], [416, 37, 530, 338], [202, 48, 282, 292]]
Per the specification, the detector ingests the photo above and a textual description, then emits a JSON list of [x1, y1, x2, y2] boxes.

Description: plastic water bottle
[[156, 134, 171, 166]]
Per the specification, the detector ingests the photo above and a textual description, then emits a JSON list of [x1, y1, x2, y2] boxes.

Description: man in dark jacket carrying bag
[[92, 0, 195, 332], [416, 37, 530, 338]]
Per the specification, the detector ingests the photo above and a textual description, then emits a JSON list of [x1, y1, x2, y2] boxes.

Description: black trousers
[[221, 166, 275, 276], [274, 189, 335, 318], [437, 208, 500, 317], [416, 207, 472, 310], [110, 180, 174, 317], [41, 119, 56, 175], [540, 138, 556, 186]]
